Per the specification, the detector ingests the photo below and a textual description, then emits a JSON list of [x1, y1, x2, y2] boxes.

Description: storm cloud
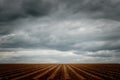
[[0, 0, 120, 63]]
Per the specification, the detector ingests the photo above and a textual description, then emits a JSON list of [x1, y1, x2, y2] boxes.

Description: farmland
[[0, 64, 120, 80]]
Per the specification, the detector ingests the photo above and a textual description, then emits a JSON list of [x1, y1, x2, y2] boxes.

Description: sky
[[0, 0, 120, 63]]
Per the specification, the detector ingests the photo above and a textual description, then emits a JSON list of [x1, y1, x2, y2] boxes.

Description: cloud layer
[[0, 0, 120, 63]]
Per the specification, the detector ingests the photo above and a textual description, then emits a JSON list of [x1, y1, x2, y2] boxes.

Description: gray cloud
[[0, 0, 56, 22], [0, 0, 120, 63], [64, 0, 120, 20], [0, 0, 120, 22], [0, 18, 120, 54], [79, 50, 120, 58]]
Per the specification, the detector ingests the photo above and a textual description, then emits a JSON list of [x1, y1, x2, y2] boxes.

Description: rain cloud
[[0, 0, 120, 63]]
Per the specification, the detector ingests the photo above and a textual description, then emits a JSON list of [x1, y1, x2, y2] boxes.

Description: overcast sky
[[0, 0, 120, 63]]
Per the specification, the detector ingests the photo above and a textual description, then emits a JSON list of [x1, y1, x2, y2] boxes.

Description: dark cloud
[[0, 0, 120, 22], [0, 19, 120, 53], [0, 0, 55, 22], [0, 0, 120, 63], [64, 0, 120, 20]]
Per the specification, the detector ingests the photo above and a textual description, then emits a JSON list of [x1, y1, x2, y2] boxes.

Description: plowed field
[[0, 64, 120, 80]]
